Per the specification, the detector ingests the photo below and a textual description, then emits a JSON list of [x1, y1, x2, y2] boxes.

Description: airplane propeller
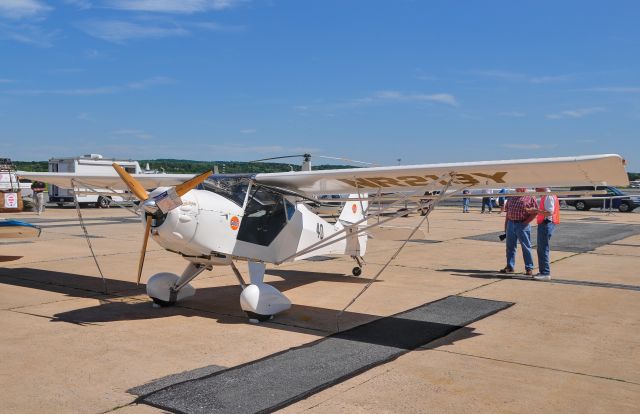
[[112, 163, 212, 284]]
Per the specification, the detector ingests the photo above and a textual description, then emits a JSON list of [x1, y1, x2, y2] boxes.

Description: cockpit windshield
[[201, 177, 249, 206]]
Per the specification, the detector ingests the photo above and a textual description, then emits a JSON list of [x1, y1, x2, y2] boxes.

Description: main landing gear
[[146, 260, 291, 323], [233, 261, 291, 323]]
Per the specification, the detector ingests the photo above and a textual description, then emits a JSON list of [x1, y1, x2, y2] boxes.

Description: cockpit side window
[[285, 199, 296, 221], [201, 177, 248, 206], [237, 186, 288, 246]]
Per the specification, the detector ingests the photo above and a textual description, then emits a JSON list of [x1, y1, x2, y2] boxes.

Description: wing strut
[[335, 173, 460, 332]]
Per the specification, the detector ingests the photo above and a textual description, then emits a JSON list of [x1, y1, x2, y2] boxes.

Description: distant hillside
[[139, 159, 355, 173]]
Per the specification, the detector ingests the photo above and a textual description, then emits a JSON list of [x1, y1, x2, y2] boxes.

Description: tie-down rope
[[72, 179, 108, 294]]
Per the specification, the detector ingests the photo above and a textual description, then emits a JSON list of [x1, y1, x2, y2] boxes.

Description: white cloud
[[502, 144, 557, 150], [63, 0, 92, 10], [468, 69, 525, 82], [77, 112, 93, 120], [6, 76, 174, 95], [0, 78, 15, 83], [0, 22, 59, 47], [191, 21, 244, 32], [0, 0, 51, 19], [128, 76, 175, 89], [498, 111, 526, 117], [85, 49, 105, 59], [240, 129, 256, 134], [7, 86, 118, 95], [80, 20, 189, 42], [468, 69, 573, 84], [112, 129, 153, 140], [528, 75, 574, 84], [47, 68, 85, 74], [581, 87, 640, 93], [104, 0, 245, 13], [546, 107, 605, 120], [354, 90, 458, 106]]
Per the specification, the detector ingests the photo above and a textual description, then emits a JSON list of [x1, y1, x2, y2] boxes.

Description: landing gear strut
[[146, 262, 208, 306], [234, 261, 291, 323]]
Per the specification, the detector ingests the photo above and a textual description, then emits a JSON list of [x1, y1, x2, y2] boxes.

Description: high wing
[[16, 171, 197, 190], [254, 154, 628, 195]]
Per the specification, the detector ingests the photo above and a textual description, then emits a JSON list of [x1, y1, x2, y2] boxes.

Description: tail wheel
[[352, 267, 362, 277]]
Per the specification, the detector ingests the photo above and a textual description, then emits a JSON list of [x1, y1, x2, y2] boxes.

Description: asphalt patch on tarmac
[[137, 295, 512, 414], [407, 239, 443, 244], [128, 365, 227, 396], [465, 221, 640, 253]]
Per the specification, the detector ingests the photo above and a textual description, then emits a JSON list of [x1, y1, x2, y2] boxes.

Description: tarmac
[[0, 204, 639, 413]]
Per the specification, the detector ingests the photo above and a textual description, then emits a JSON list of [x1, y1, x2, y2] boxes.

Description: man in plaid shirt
[[500, 188, 538, 276]]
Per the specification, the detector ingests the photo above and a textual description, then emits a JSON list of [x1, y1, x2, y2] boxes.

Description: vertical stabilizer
[[336, 194, 368, 256], [338, 194, 368, 225]]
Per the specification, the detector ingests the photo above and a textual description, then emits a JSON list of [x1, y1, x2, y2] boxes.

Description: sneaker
[[499, 266, 514, 274], [525, 269, 533, 276], [534, 274, 551, 281]]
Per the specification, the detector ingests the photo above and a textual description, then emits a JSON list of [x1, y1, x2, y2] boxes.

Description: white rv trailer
[[48, 154, 140, 207]]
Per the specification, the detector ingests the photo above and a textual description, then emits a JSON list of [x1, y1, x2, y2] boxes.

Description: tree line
[[12, 159, 354, 174]]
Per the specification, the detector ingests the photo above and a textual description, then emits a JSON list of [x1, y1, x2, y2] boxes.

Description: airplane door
[[237, 186, 288, 246]]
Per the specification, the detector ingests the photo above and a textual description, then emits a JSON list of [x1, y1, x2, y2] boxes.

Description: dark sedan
[[565, 186, 640, 212]]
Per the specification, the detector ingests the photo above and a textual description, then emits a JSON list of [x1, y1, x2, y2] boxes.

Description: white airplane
[[20, 154, 628, 321]]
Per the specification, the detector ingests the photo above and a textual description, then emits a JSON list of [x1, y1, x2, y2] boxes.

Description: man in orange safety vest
[[528, 187, 560, 280]]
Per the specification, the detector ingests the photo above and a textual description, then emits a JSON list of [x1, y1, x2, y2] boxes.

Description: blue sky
[[1, 1, 639, 170]]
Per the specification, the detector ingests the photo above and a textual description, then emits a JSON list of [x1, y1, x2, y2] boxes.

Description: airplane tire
[[151, 297, 175, 307], [97, 196, 111, 208], [352, 267, 362, 277], [245, 311, 273, 323], [575, 201, 589, 211]]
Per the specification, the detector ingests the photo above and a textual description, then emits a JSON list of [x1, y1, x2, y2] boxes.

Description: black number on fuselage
[[316, 223, 324, 239]]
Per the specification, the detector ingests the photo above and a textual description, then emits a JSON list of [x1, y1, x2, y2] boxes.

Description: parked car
[[564, 186, 640, 212]]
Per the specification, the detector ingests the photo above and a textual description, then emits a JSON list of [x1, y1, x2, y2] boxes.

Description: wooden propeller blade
[[112, 163, 149, 201], [137, 215, 152, 285], [175, 170, 212, 197]]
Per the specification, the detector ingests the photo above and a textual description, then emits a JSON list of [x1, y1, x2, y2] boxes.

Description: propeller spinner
[[112, 163, 212, 284]]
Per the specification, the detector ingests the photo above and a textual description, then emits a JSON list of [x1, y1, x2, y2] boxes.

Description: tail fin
[[336, 194, 368, 256], [338, 194, 368, 225]]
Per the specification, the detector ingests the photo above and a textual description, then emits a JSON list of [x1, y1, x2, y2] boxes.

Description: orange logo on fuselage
[[230, 216, 240, 230], [351, 203, 357, 214]]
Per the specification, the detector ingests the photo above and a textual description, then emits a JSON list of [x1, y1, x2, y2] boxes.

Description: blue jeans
[[506, 220, 534, 271], [462, 198, 470, 212], [537, 222, 555, 275], [482, 197, 492, 212]]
